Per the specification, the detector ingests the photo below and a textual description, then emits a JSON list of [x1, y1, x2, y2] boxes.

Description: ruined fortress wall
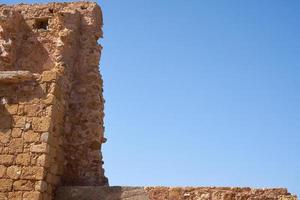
[[0, 2, 107, 200]]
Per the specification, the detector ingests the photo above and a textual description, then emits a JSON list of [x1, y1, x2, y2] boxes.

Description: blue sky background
[[4, 0, 300, 196]]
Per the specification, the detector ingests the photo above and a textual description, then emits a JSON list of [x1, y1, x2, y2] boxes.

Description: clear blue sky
[[4, 0, 300, 196]]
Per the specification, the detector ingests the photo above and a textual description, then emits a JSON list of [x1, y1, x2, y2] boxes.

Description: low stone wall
[[55, 186, 297, 200]]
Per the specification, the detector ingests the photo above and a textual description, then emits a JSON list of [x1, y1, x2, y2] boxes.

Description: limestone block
[[0, 155, 14, 165], [24, 104, 43, 117], [8, 138, 23, 153], [11, 128, 22, 138], [41, 70, 57, 82], [40, 132, 49, 143], [23, 130, 40, 143], [13, 180, 34, 191], [0, 179, 13, 192], [6, 166, 21, 179], [0, 129, 11, 144], [15, 153, 31, 166], [36, 154, 49, 167], [12, 116, 26, 128], [8, 191, 23, 199], [30, 143, 49, 153], [0, 71, 38, 84], [32, 117, 51, 132], [21, 166, 44, 180], [0, 165, 6, 178], [23, 191, 41, 200], [35, 180, 47, 192]]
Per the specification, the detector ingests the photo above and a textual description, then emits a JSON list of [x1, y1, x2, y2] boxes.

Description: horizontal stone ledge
[[55, 186, 297, 200], [0, 70, 40, 84]]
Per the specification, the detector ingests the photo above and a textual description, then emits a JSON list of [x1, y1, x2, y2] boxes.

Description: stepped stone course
[[0, 2, 297, 200]]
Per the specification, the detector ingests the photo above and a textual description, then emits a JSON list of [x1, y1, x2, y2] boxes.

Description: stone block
[[24, 104, 43, 117], [0, 155, 14, 165], [12, 116, 26, 128], [23, 130, 40, 143], [23, 191, 41, 200], [32, 117, 51, 132], [0, 179, 13, 192], [0, 165, 6, 178], [21, 167, 44, 180], [8, 138, 23, 153], [40, 132, 49, 143], [30, 143, 49, 153], [6, 166, 22, 179], [13, 180, 34, 191], [36, 154, 49, 167], [8, 191, 23, 199], [11, 128, 22, 138], [35, 180, 47, 192], [15, 153, 31, 166], [41, 70, 57, 82], [0, 129, 11, 144]]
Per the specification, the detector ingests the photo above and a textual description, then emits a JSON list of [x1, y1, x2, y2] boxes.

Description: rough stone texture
[[0, 2, 297, 200], [0, 2, 107, 200], [56, 186, 297, 200]]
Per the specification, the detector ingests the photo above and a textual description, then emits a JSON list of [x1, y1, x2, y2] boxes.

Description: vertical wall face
[[0, 3, 107, 200]]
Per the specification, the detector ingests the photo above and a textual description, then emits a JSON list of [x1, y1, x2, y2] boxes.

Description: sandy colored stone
[[0, 71, 37, 84], [6, 166, 22, 179], [8, 191, 23, 199], [12, 116, 26, 128], [30, 143, 49, 153], [13, 180, 34, 191], [0, 165, 7, 178], [23, 191, 41, 200], [0, 129, 11, 144], [11, 128, 22, 138], [15, 153, 31, 166], [32, 117, 51, 132], [8, 138, 23, 153], [0, 155, 14, 165], [24, 104, 43, 117], [21, 167, 44, 180], [0, 179, 13, 192], [41, 70, 57, 82], [23, 130, 40, 143], [36, 154, 49, 167], [35, 180, 47, 192]]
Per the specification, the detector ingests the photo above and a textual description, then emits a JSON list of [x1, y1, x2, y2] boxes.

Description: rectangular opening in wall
[[33, 18, 49, 30]]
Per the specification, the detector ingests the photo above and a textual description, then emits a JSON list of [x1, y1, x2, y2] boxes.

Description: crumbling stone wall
[[0, 2, 107, 200]]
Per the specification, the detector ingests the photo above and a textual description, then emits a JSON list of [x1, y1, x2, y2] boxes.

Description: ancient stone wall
[[0, 2, 297, 200], [0, 2, 107, 200]]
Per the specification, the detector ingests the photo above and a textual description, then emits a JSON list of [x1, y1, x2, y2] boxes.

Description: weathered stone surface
[[15, 153, 31, 166], [21, 167, 44, 180], [55, 186, 298, 200], [0, 155, 14, 165], [13, 180, 34, 191], [6, 166, 22, 179], [0, 2, 297, 200], [30, 143, 49, 153], [0, 179, 13, 192], [0, 71, 38, 83]]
